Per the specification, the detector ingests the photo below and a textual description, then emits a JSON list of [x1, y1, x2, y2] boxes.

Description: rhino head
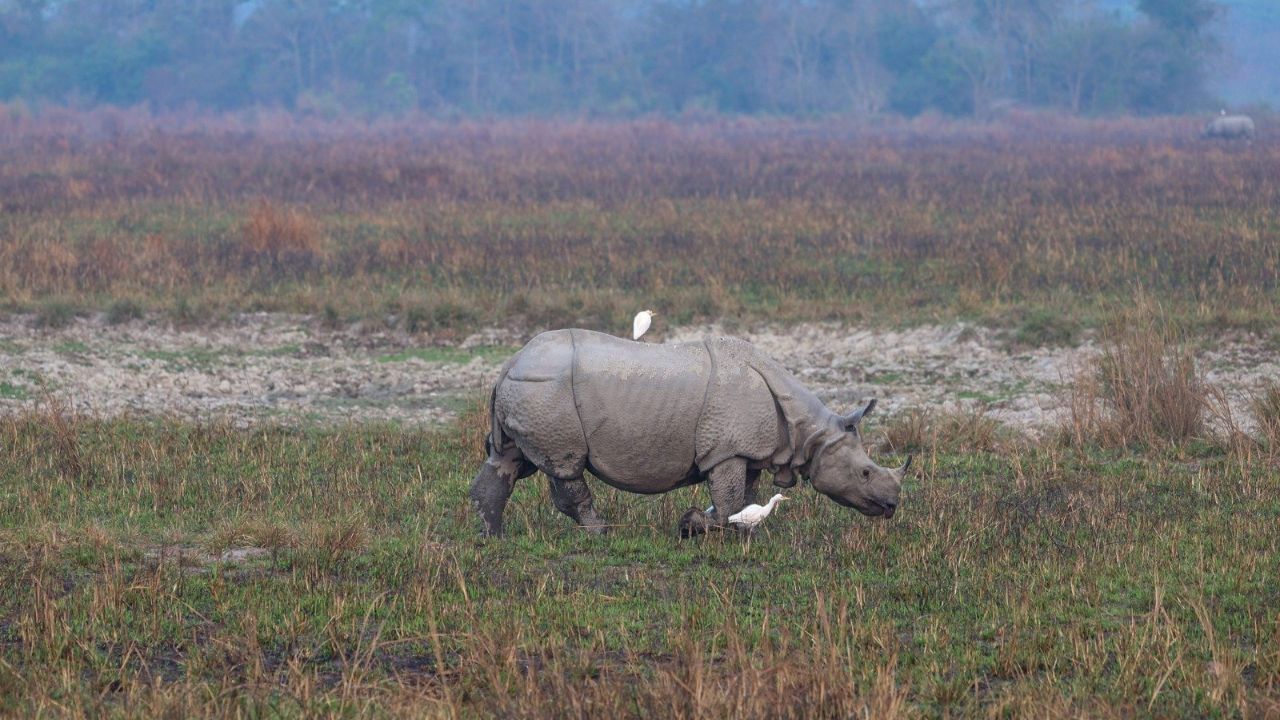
[[804, 399, 909, 518]]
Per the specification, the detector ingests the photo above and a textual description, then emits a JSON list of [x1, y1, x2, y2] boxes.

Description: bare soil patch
[[1, 314, 1274, 434]]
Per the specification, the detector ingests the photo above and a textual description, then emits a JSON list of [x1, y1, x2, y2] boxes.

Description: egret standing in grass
[[632, 310, 656, 341], [727, 494, 789, 533]]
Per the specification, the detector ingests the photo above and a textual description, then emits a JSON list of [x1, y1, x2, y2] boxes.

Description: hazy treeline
[[0, 0, 1221, 117]]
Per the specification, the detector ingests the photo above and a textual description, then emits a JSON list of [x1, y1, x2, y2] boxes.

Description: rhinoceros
[[1202, 115, 1256, 141], [469, 329, 909, 537]]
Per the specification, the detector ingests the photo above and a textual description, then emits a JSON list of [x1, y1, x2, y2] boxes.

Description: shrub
[[403, 299, 480, 335], [32, 300, 76, 329], [1012, 307, 1080, 347], [105, 298, 143, 324], [321, 304, 342, 329], [169, 296, 206, 326]]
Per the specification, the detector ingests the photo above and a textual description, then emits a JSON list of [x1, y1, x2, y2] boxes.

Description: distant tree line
[[0, 0, 1222, 117]]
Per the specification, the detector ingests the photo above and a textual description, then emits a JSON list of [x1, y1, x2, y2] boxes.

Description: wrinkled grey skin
[[469, 329, 909, 537], [1202, 115, 1256, 141]]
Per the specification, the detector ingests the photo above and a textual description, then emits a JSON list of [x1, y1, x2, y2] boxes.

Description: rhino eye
[[861, 468, 870, 479]]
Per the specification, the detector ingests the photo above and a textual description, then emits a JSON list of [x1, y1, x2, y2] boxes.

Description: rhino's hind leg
[[470, 443, 534, 537], [548, 475, 608, 535]]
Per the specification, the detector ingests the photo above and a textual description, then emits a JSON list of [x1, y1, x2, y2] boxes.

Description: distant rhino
[[469, 329, 909, 537], [1202, 115, 1256, 141]]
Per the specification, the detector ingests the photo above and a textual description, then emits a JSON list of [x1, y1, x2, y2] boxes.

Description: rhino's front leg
[[708, 459, 748, 528], [678, 459, 747, 539], [548, 475, 609, 534]]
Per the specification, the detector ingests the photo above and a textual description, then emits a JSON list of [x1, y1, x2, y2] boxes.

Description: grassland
[[1, 398, 1278, 717], [1, 110, 1278, 337], [2, 110, 1280, 717]]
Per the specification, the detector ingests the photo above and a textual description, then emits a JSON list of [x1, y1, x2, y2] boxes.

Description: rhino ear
[[840, 398, 877, 432]]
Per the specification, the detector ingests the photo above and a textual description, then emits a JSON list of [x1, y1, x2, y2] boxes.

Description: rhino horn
[[840, 398, 877, 431], [898, 455, 913, 474]]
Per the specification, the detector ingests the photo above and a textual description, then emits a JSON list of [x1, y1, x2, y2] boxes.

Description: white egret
[[632, 310, 656, 340], [727, 494, 789, 533]]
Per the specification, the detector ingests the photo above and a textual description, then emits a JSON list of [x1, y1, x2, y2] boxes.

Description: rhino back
[[571, 331, 711, 491]]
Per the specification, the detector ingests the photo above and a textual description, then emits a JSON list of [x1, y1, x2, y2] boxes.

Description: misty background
[[0, 0, 1272, 118]]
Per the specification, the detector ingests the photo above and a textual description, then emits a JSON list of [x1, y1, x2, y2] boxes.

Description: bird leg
[[548, 475, 608, 534]]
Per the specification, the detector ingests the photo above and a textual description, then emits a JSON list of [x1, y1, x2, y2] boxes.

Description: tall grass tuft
[[1253, 381, 1280, 448], [35, 393, 84, 480], [1066, 299, 1205, 448]]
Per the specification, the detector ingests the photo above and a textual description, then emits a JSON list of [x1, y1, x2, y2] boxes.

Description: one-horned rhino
[[1202, 115, 1255, 141], [469, 329, 909, 537]]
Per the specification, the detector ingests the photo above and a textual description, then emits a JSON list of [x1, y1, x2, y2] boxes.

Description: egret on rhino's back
[[632, 310, 655, 340], [468, 328, 909, 538]]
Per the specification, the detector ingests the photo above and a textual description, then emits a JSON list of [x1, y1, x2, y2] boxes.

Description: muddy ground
[[1, 313, 1275, 435]]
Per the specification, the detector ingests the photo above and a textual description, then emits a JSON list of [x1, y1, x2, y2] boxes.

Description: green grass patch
[[1011, 307, 1082, 348], [52, 340, 90, 355], [140, 348, 225, 369]]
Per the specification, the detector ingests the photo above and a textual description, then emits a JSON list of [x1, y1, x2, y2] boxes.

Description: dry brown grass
[[1253, 381, 1280, 448], [0, 112, 1276, 333], [34, 393, 84, 481], [1065, 301, 1206, 449], [204, 518, 297, 556], [881, 405, 1005, 455], [240, 200, 325, 275], [304, 514, 367, 564], [456, 599, 910, 720]]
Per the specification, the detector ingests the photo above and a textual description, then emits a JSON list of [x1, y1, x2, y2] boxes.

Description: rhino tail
[[486, 384, 503, 455], [486, 358, 519, 455]]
